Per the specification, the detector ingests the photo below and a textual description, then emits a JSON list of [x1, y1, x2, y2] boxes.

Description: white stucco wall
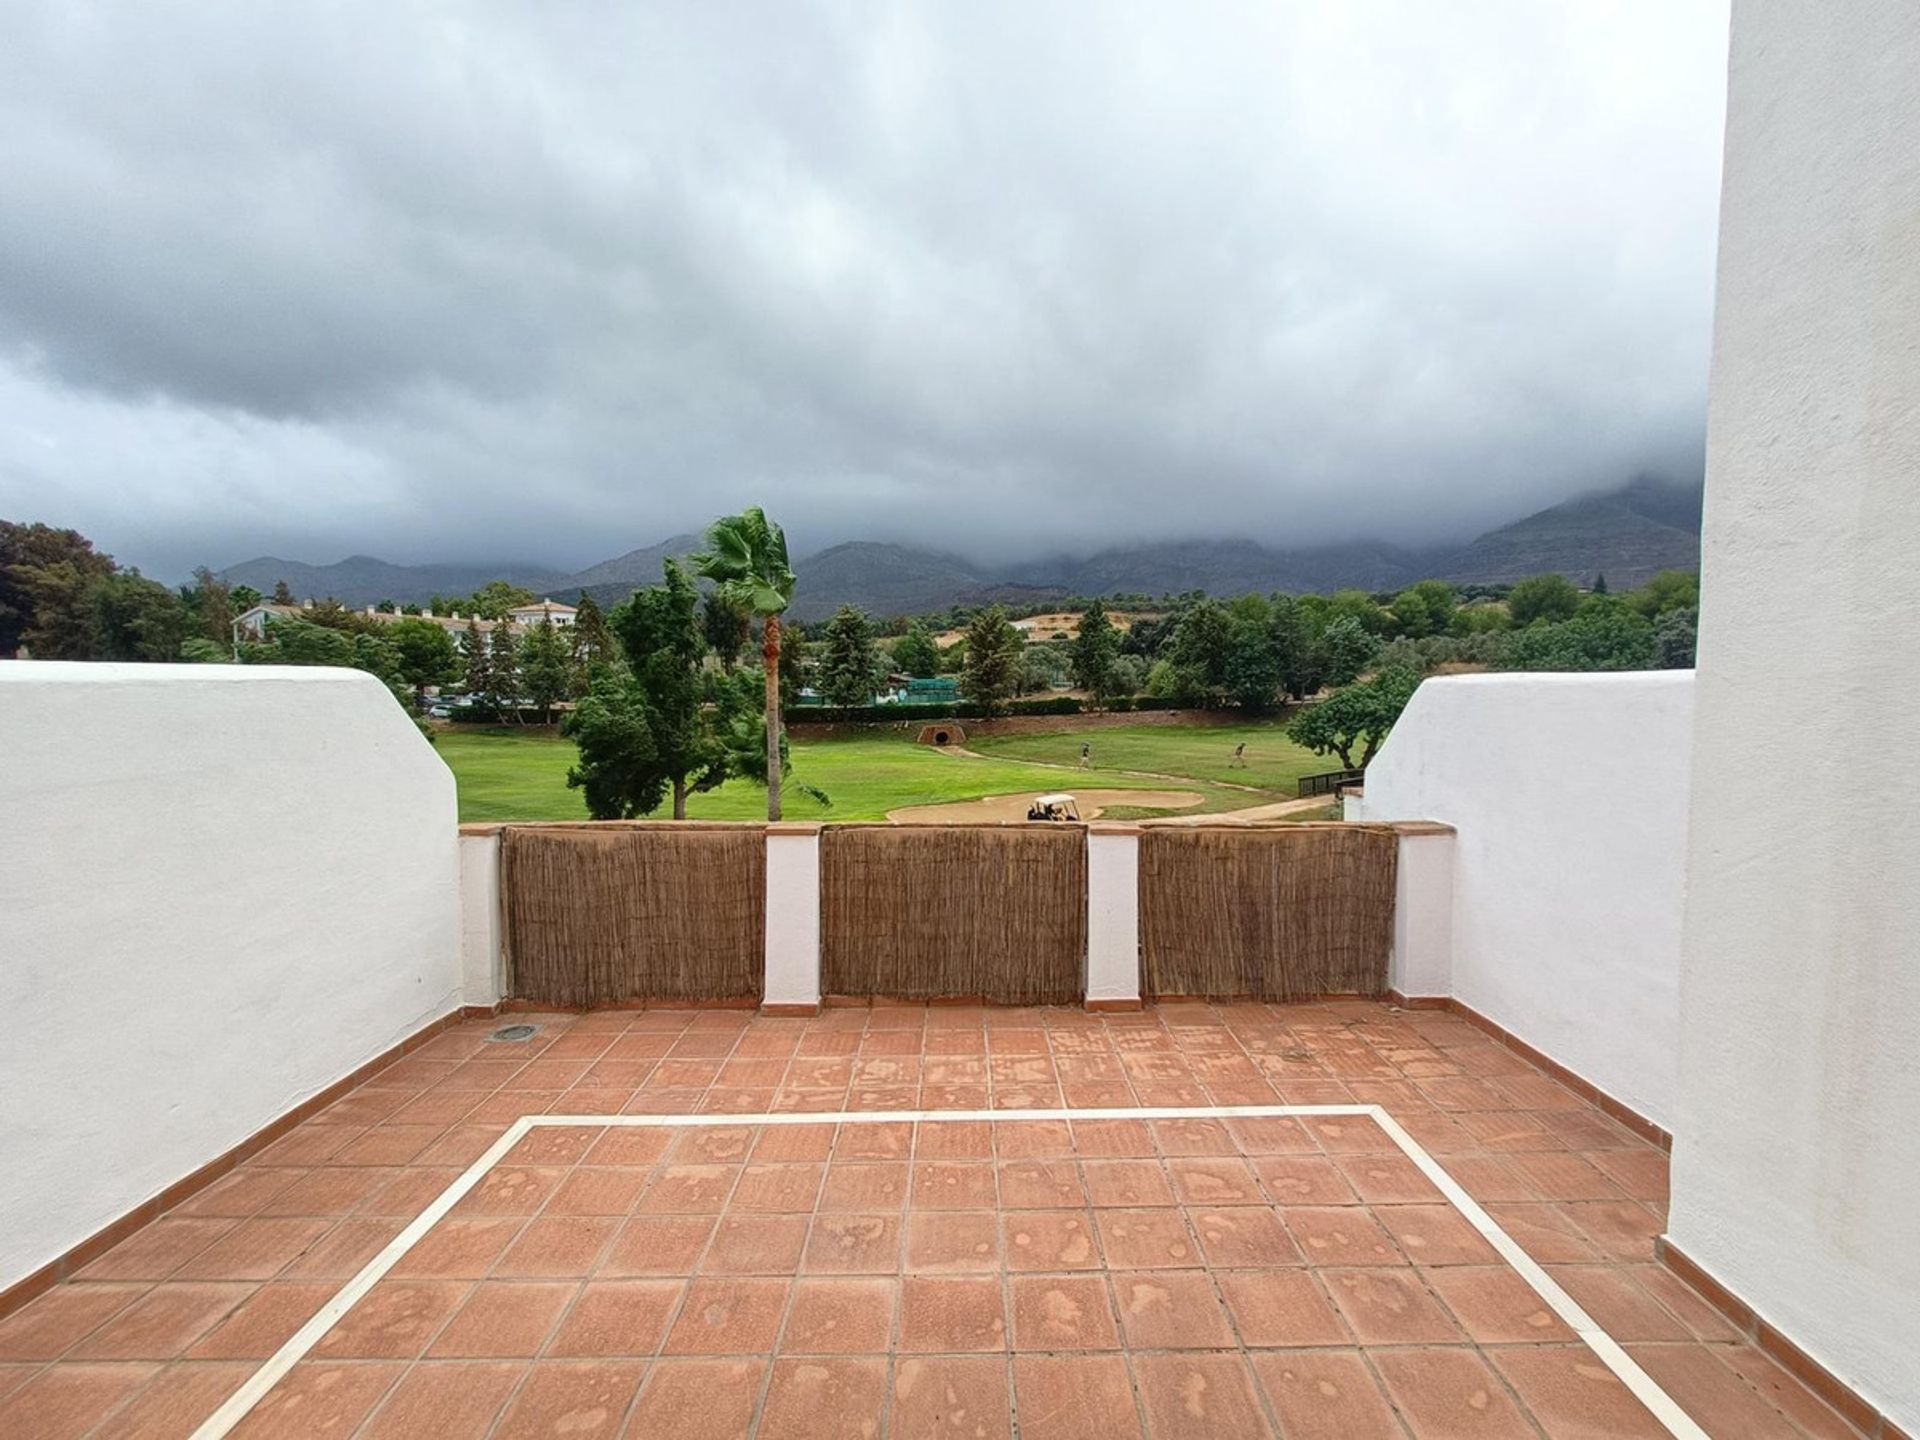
[[1354, 672, 1694, 1128], [1667, 0, 1920, 1423], [458, 831, 504, 1007], [763, 827, 822, 1009], [0, 664, 462, 1293], [1085, 828, 1141, 1005], [1386, 828, 1455, 1000]]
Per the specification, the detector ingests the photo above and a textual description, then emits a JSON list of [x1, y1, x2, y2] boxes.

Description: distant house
[[506, 599, 577, 627], [233, 597, 576, 647], [232, 602, 527, 660]]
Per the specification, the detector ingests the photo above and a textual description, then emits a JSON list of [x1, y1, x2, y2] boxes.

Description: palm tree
[[693, 507, 797, 820]]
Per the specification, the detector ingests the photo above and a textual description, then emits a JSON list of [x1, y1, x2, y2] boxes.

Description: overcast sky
[[0, 2, 1728, 581]]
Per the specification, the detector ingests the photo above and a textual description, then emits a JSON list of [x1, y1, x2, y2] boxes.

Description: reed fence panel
[[1139, 825, 1396, 999], [500, 824, 765, 1005], [820, 825, 1085, 1003]]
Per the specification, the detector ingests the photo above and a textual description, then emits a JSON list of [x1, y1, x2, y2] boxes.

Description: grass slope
[[439, 729, 1280, 823]]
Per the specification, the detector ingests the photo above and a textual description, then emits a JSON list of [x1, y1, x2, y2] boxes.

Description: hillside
[[217, 554, 567, 606], [1434, 476, 1702, 586], [219, 475, 1701, 614]]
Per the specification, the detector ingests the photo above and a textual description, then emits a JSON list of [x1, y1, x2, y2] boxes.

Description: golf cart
[[1025, 793, 1082, 823]]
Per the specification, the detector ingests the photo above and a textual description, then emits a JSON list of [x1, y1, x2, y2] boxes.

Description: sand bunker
[[887, 788, 1204, 823]]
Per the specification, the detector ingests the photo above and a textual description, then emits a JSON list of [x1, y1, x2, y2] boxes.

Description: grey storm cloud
[[0, 1, 1729, 579]]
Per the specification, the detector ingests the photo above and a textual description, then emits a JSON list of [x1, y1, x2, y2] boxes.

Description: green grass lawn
[[969, 721, 1332, 794], [438, 728, 1283, 823]]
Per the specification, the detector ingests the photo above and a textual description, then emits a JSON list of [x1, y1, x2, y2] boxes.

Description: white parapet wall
[[1666, 0, 1920, 1424], [763, 824, 823, 1012], [1353, 671, 1693, 1130], [0, 663, 463, 1295], [1085, 825, 1142, 1007], [458, 829, 504, 1008]]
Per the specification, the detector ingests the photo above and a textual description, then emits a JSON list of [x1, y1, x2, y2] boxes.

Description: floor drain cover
[[488, 1023, 539, 1043]]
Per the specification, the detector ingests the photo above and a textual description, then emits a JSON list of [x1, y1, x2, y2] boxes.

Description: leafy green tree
[[1507, 573, 1583, 627], [1627, 569, 1700, 618], [818, 605, 884, 706], [1592, 573, 1609, 596], [693, 507, 798, 820], [1390, 580, 1457, 639], [88, 571, 188, 661], [1329, 588, 1390, 635], [1070, 599, 1123, 705], [1314, 614, 1379, 688], [1654, 608, 1698, 669], [959, 605, 1022, 716], [1017, 643, 1070, 695], [388, 617, 464, 707], [229, 584, 262, 612], [1222, 617, 1283, 711], [1164, 599, 1233, 701], [181, 567, 235, 644], [0, 521, 117, 657], [571, 561, 729, 818], [892, 622, 940, 678], [469, 580, 537, 619], [1109, 653, 1148, 696], [1498, 603, 1656, 671], [1265, 596, 1322, 700], [517, 616, 575, 724], [179, 637, 228, 663], [271, 580, 295, 605], [1287, 665, 1421, 770], [563, 672, 670, 818], [701, 591, 750, 670], [1120, 612, 1176, 659], [570, 592, 618, 686], [1452, 603, 1512, 636]]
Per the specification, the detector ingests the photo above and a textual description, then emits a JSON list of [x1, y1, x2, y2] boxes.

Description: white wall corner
[[1390, 829, 1455, 1000], [764, 827, 822, 1008], [458, 831, 504, 1008], [1085, 828, 1141, 1004]]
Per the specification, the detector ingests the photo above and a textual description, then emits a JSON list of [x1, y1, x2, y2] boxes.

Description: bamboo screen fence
[[820, 825, 1086, 1004], [500, 824, 765, 1006], [1138, 825, 1398, 999]]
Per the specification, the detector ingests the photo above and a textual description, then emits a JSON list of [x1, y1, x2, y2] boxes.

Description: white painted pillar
[[1085, 824, 1142, 1010], [1388, 823, 1455, 1001], [764, 824, 822, 1014], [457, 827, 503, 1010]]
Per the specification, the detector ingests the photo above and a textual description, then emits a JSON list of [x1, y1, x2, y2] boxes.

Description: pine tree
[[570, 592, 617, 689], [959, 606, 1022, 717], [518, 615, 575, 725], [1070, 599, 1122, 706], [489, 620, 522, 722], [461, 616, 492, 707], [818, 605, 883, 706], [701, 591, 750, 669]]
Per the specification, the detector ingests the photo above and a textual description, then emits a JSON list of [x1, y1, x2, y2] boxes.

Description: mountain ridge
[[220, 475, 1701, 618]]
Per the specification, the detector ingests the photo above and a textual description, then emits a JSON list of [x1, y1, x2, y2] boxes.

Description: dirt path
[[887, 789, 1205, 824]]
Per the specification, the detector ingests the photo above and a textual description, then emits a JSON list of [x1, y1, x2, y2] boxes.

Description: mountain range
[[220, 475, 1702, 621]]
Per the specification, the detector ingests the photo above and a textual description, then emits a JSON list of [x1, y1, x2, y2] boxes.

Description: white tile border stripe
[[188, 1105, 1708, 1440]]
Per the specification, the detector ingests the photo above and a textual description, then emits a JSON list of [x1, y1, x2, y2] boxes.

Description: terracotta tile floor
[[0, 1002, 1865, 1438]]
